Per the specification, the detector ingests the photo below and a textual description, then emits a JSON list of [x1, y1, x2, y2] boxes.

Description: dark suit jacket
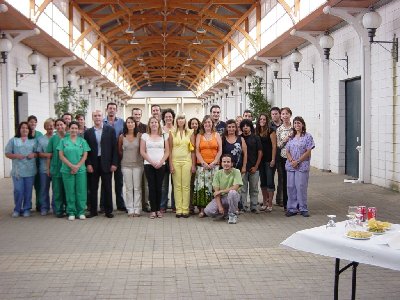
[[84, 125, 118, 173]]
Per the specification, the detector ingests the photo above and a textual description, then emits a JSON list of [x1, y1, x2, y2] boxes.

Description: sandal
[[156, 211, 163, 218], [149, 212, 156, 219], [260, 205, 267, 211]]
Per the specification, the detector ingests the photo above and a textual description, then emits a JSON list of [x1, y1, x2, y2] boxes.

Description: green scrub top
[[56, 136, 90, 174], [47, 134, 64, 178], [5, 137, 37, 177]]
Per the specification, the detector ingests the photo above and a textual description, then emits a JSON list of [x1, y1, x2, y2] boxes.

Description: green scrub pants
[[52, 176, 66, 216], [61, 172, 87, 217]]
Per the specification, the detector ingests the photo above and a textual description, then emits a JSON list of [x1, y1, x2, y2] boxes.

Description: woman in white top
[[118, 117, 143, 217], [140, 117, 170, 219]]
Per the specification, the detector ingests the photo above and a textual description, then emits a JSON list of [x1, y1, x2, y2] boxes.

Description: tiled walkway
[[0, 169, 399, 299]]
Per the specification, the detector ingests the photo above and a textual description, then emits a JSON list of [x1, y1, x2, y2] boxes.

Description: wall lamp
[[362, 7, 398, 62], [39, 62, 61, 92], [318, 32, 349, 74], [270, 61, 291, 89], [78, 76, 86, 92], [16, 50, 40, 87], [290, 49, 314, 83], [0, 33, 12, 63], [66, 70, 76, 87]]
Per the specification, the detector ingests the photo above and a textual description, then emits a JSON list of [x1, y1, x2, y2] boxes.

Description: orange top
[[199, 133, 219, 163]]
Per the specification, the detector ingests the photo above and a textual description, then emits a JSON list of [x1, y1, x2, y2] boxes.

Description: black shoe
[[117, 207, 126, 212], [286, 211, 297, 217], [98, 209, 105, 214], [86, 213, 98, 218], [105, 213, 114, 218], [56, 213, 65, 218], [176, 214, 182, 218], [182, 214, 189, 218], [301, 211, 310, 217]]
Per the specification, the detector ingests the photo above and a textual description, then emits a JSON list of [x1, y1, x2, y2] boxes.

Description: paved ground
[[0, 169, 399, 299]]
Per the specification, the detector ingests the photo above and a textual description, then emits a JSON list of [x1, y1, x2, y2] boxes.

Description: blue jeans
[[240, 171, 260, 210], [12, 176, 35, 214], [39, 173, 52, 213], [161, 169, 175, 210]]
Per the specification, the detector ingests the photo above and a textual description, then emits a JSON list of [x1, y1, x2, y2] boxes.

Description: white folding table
[[281, 221, 400, 300]]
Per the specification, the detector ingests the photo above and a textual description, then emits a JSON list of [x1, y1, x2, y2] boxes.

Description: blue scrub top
[[5, 137, 37, 177]]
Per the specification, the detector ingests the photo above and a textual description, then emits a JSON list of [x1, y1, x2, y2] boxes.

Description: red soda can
[[357, 206, 367, 222], [368, 207, 377, 220]]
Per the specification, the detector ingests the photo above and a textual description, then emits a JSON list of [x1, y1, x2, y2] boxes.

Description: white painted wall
[[273, 1, 400, 191]]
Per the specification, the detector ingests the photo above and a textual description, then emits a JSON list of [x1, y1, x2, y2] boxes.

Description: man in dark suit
[[84, 110, 118, 218]]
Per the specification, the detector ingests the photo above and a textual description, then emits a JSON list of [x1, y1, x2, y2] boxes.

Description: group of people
[[5, 102, 315, 223]]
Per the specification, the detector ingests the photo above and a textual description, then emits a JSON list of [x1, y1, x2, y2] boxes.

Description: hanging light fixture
[[125, 15, 134, 34], [130, 36, 139, 45]]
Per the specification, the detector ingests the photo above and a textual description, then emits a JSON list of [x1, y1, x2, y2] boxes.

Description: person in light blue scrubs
[[5, 122, 38, 217]]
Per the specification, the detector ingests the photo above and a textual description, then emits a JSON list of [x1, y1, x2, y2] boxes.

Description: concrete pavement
[[0, 169, 399, 299]]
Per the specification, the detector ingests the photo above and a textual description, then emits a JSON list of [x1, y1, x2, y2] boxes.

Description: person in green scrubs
[[27, 115, 43, 211], [46, 119, 67, 217], [57, 121, 90, 221]]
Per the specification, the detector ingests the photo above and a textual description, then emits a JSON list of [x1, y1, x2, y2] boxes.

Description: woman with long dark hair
[[118, 117, 144, 217], [285, 117, 315, 217], [222, 119, 247, 173], [256, 113, 277, 212], [188, 117, 200, 214], [5, 122, 38, 217]]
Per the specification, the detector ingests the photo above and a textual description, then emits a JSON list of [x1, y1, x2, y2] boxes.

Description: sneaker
[[285, 211, 297, 217], [228, 213, 238, 224], [40, 210, 48, 216], [12, 211, 19, 218], [68, 215, 75, 221], [266, 206, 273, 212], [301, 211, 310, 217], [79, 215, 86, 220], [23, 211, 31, 217]]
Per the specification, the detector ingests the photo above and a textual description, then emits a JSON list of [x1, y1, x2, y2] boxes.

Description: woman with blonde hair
[[140, 117, 170, 219], [169, 115, 196, 218], [193, 115, 222, 217]]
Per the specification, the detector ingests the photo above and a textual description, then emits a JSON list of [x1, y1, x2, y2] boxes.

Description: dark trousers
[[279, 157, 288, 209], [89, 158, 113, 215], [100, 163, 125, 210], [144, 164, 165, 212]]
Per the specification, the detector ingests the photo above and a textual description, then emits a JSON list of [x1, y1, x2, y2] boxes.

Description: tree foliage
[[54, 86, 88, 118], [246, 75, 271, 118]]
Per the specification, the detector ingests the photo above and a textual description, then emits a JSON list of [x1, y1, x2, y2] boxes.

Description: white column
[[1, 63, 11, 177]]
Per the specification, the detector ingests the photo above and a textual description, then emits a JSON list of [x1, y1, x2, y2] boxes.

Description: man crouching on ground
[[204, 154, 243, 224]]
